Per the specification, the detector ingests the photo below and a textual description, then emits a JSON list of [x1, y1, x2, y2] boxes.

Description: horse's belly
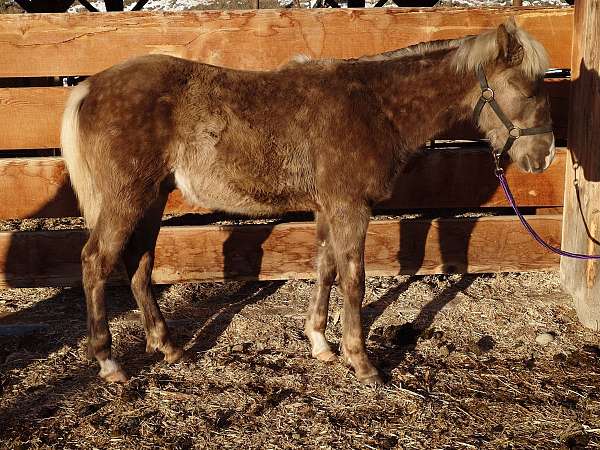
[[174, 169, 302, 215]]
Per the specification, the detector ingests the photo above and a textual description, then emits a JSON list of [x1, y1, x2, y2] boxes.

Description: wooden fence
[[0, 7, 573, 288]]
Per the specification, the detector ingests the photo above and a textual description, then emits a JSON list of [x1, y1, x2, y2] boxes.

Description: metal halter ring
[[481, 87, 494, 101], [508, 127, 521, 139]]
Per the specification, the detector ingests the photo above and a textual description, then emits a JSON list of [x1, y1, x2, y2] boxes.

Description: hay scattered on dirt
[[1, 272, 599, 449]]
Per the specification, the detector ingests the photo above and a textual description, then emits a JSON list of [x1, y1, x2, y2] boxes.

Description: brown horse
[[61, 18, 554, 385]]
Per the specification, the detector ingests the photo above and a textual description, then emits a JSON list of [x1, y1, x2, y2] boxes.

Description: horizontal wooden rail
[[0, 87, 65, 150], [0, 215, 561, 288], [0, 149, 565, 220], [0, 8, 573, 78], [0, 78, 570, 150]]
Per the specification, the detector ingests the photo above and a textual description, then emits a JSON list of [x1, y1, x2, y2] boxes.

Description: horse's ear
[[496, 18, 524, 67]]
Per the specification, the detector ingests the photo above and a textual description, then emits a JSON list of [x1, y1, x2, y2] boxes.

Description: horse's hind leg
[[327, 204, 382, 385], [305, 212, 337, 362], [82, 206, 141, 383], [123, 192, 183, 364]]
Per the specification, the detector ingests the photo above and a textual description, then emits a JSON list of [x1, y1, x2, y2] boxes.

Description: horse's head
[[457, 18, 555, 173]]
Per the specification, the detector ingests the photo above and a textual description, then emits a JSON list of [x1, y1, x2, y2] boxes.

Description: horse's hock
[[0, 6, 596, 327]]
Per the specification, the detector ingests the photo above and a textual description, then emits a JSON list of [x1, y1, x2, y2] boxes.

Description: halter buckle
[[509, 127, 521, 139], [481, 87, 494, 102], [492, 150, 504, 176]]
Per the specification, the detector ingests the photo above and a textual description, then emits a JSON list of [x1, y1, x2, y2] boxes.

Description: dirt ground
[[1, 271, 599, 449], [0, 1, 594, 449]]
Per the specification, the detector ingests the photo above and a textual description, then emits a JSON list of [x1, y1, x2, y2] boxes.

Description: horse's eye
[[520, 90, 536, 100], [512, 82, 536, 99]]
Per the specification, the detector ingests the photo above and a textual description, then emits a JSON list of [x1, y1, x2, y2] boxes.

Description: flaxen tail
[[60, 81, 101, 229]]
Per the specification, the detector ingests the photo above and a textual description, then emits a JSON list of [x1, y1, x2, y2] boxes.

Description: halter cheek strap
[[473, 65, 553, 157]]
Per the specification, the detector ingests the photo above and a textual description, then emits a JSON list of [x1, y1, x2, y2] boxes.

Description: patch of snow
[[0, 0, 568, 12], [66, 0, 571, 12], [143, 0, 216, 10], [68, 0, 213, 12]]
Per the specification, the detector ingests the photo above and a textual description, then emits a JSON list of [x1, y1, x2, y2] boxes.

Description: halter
[[473, 64, 553, 170], [474, 65, 600, 260]]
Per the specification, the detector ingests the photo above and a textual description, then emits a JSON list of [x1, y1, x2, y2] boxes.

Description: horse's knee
[[317, 257, 336, 285], [81, 239, 106, 277], [340, 258, 365, 295], [81, 239, 98, 271]]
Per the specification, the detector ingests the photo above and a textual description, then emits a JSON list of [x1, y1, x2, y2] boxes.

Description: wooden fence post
[[561, 0, 600, 330]]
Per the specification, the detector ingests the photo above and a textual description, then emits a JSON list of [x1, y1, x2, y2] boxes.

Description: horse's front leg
[[327, 205, 382, 385]]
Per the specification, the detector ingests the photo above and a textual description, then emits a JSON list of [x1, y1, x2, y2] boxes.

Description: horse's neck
[[369, 52, 478, 149]]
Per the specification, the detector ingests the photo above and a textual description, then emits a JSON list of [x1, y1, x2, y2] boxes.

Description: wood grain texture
[[0, 87, 66, 150], [0, 79, 570, 150], [561, 0, 600, 330], [382, 147, 566, 209], [0, 8, 573, 78], [0, 150, 566, 219], [0, 215, 561, 288]]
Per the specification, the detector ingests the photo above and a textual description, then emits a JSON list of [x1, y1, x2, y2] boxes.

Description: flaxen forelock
[[452, 22, 549, 79]]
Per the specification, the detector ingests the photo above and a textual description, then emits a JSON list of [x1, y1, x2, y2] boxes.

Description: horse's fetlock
[[145, 332, 163, 353], [89, 331, 111, 356], [305, 325, 333, 359]]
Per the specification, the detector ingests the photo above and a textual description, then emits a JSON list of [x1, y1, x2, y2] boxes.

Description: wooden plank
[[0, 215, 561, 288], [0, 150, 566, 220], [0, 8, 573, 78], [561, 0, 600, 330], [0, 87, 65, 150], [0, 78, 570, 150], [382, 147, 566, 209], [0, 157, 82, 219]]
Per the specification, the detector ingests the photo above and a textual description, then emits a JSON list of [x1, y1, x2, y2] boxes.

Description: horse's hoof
[[164, 346, 184, 364], [100, 368, 129, 383], [315, 349, 337, 363], [358, 374, 384, 386]]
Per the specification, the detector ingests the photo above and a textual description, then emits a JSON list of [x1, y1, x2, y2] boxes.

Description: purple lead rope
[[497, 171, 600, 260]]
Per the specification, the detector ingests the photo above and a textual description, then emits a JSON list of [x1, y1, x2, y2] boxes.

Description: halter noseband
[[472, 65, 553, 163]]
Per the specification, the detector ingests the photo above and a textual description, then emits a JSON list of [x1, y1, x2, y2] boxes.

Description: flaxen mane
[[288, 19, 549, 80]]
